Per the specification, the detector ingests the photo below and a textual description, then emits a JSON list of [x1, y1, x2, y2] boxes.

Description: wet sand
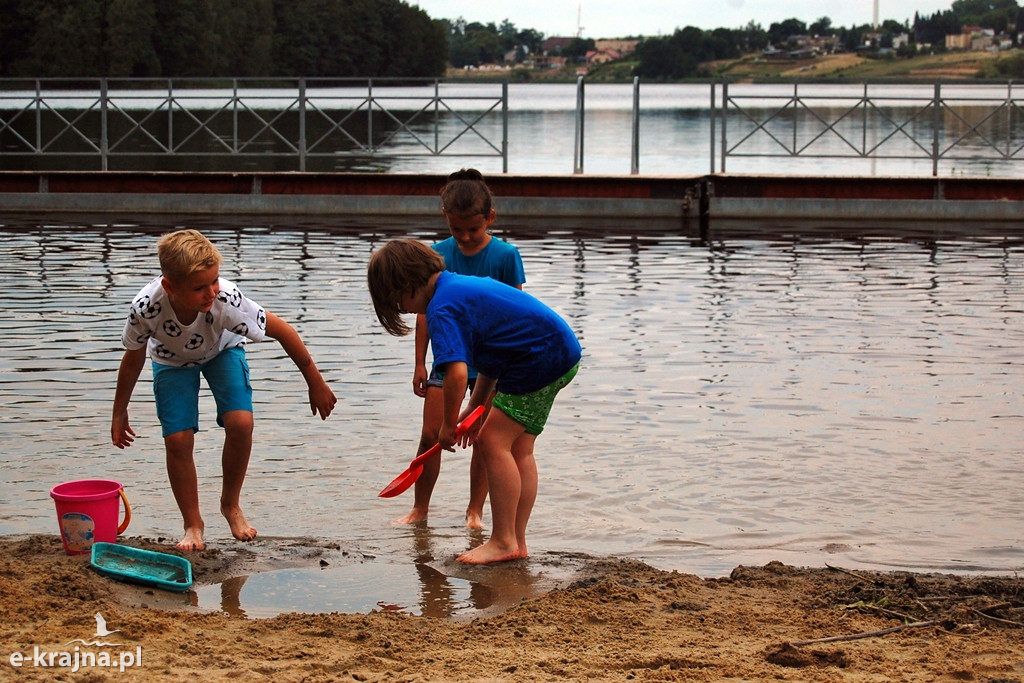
[[2, 534, 1023, 681]]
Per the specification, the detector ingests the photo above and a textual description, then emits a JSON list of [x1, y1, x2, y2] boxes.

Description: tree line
[[0, 0, 447, 78], [633, 0, 1022, 79], [0, 0, 1020, 80]]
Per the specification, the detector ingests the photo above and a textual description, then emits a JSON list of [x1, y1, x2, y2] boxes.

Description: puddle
[[98, 537, 592, 620], [194, 561, 475, 618], [191, 553, 585, 621]]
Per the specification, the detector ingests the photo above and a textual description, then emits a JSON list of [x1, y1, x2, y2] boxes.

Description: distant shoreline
[[445, 48, 1012, 83]]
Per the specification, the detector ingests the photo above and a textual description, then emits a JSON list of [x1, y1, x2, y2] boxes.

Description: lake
[[2, 213, 1022, 603]]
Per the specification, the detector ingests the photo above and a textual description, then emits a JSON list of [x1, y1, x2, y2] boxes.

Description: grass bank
[[447, 49, 1019, 83]]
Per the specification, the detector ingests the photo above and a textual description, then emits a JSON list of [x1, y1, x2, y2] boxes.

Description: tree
[[152, 0, 221, 77], [213, 0, 275, 77], [22, 0, 105, 76], [0, 0, 36, 76], [633, 25, 740, 80], [565, 37, 595, 63], [105, 0, 161, 77], [809, 16, 833, 36], [767, 18, 808, 47]]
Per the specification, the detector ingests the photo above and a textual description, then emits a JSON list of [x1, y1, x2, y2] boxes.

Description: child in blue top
[[111, 229, 336, 551], [398, 168, 526, 529], [368, 239, 581, 565]]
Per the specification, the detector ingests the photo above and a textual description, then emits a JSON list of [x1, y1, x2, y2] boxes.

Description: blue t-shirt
[[432, 236, 525, 287], [431, 236, 526, 380], [428, 271, 582, 395]]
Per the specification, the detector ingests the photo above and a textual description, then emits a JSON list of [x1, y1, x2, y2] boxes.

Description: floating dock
[[0, 171, 1022, 225]]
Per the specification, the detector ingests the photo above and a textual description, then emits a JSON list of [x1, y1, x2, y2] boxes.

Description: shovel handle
[[408, 405, 486, 468]]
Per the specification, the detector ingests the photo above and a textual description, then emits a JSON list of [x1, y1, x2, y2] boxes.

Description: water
[[2, 214, 1023, 615]]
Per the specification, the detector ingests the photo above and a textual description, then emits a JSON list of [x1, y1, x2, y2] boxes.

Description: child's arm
[[264, 311, 337, 420], [412, 313, 430, 397], [461, 373, 497, 446], [438, 361, 470, 450], [111, 347, 147, 449]]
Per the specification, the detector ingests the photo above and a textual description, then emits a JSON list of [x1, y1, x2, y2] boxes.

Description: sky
[[410, 1, 956, 39]]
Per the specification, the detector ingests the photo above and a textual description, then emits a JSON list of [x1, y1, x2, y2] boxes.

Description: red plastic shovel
[[378, 405, 486, 498]]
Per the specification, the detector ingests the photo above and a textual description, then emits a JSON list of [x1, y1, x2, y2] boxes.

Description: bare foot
[[221, 503, 257, 541], [465, 509, 485, 530], [456, 539, 525, 565], [176, 526, 205, 551], [393, 507, 428, 524]]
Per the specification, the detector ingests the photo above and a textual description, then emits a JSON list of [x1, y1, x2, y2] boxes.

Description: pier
[[0, 171, 1022, 226]]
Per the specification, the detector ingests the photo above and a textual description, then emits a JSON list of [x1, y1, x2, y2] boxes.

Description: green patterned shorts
[[493, 362, 579, 435]]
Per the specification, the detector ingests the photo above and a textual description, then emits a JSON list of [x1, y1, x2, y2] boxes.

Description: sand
[[2, 534, 1022, 681]]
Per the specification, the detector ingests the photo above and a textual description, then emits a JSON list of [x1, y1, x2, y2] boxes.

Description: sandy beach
[[2, 534, 1022, 681]]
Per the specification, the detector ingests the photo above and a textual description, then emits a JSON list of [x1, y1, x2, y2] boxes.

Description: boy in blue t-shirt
[[368, 239, 581, 565], [399, 168, 526, 529]]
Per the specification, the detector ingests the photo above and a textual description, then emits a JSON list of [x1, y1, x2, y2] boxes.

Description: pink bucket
[[49, 480, 132, 555]]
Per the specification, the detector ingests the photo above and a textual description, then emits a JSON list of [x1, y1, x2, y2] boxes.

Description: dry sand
[[2, 534, 1022, 681]]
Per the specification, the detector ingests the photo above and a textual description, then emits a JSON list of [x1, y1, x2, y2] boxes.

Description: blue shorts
[[426, 366, 477, 392], [151, 346, 252, 437]]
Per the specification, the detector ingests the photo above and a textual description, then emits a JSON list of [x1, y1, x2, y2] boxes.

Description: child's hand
[[438, 423, 458, 451], [457, 406, 486, 448], [412, 365, 428, 398], [111, 411, 136, 449], [308, 381, 337, 420]]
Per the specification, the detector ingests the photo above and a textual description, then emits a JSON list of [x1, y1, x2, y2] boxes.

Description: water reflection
[[2, 214, 1023, 584]]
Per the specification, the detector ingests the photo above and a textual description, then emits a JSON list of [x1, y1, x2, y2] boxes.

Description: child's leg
[[164, 429, 205, 551], [510, 433, 538, 553], [220, 409, 256, 541], [457, 409, 527, 565], [203, 347, 257, 542], [395, 385, 445, 524], [458, 363, 576, 564], [152, 362, 205, 551], [465, 446, 488, 529]]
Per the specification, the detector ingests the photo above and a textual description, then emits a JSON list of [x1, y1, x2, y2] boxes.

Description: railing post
[[721, 81, 728, 173], [932, 83, 940, 176], [502, 81, 509, 174], [232, 79, 239, 154], [367, 79, 374, 152], [167, 79, 174, 155], [573, 75, 584, 174], [434, 79, 440, 154], [299, 78, 307, 172], [34, 79, 41, 155], [100, 78, 109, 171], [709, 81, 716, 174], [1006, 80, 1013, 160], [862, 82, 868, 154], [631, 76, 640, 174], [791, 82, 798, 158]]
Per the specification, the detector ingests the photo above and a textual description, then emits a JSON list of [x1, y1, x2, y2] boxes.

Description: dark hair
[[366, 239, 445, 336], [439, 167, 493, 219]]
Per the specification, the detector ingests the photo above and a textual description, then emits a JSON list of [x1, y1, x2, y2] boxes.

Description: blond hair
[[157, 229, 222, 283], [366, 239, 445, 337]]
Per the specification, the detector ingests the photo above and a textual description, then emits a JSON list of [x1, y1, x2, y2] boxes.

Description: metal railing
[[3, 77, 1024, 177], [717, 81, 1024, 176], [0, 77, 508, 172]]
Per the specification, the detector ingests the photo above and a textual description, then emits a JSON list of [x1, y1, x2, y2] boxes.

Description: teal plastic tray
[[90, 542, 193, 592]]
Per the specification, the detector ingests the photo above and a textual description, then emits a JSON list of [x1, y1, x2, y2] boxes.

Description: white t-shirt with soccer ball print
[[122, 276, 267, 367]]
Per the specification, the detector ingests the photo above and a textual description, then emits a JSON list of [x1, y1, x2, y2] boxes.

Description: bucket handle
[[118, 489, 132, 534]]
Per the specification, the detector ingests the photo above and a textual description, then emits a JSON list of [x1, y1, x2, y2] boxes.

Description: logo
[[7, 612, 142, 673]]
